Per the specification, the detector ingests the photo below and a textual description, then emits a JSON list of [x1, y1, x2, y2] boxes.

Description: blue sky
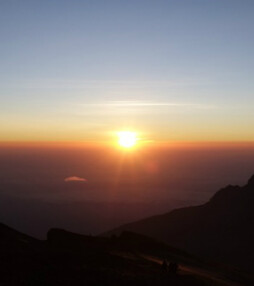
[[1, 0, 254, 141]]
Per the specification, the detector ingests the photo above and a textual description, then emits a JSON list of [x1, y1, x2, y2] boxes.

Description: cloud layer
[[64, 176, 88, 182]]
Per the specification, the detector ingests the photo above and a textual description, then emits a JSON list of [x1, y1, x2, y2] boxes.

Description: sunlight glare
[[118, 131, 137, 148]]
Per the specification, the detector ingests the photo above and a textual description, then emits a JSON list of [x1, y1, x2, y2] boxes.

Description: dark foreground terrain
[[108, 175, 254, 274], [0, 222, 253, 286], [2, 175, 254, 285]]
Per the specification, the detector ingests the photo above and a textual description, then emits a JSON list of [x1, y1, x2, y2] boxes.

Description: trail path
[[141, 255, 244, 286]]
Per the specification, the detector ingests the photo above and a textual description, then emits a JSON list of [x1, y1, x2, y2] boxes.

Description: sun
[[117, 131, 137, 148]]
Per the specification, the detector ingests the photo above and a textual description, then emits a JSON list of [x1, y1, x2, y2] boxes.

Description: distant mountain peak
[[247, 174, 254, 187], [107, 174, 254, 272]]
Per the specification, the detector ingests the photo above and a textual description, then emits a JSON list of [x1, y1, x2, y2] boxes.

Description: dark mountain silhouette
[[107, 175, 254, 272], [0, 222, 39, 251], [1, 175, 254, 285], [0, 222, 212, 286], [1, 222, 251, 285]]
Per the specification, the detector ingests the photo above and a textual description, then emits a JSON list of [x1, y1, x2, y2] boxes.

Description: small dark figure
[[161, 259, 168, 272], [168, 262, 173, 273], [172, 262, 178, 274], [168, 261, 178, 274]]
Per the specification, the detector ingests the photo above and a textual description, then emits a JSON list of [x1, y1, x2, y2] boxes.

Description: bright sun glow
[[118, 131, 137, 148]]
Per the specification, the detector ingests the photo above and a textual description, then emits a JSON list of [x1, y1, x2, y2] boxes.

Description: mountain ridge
[[106, 175, 254, 272]]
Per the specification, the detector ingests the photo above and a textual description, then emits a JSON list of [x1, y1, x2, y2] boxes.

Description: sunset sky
[[1, 0, 254, 142]]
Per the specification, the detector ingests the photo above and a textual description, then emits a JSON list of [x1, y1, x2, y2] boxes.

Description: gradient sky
[[1, 0, 254, 142]]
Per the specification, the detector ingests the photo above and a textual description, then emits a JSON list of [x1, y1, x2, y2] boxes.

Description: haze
[[0, 142, 253, 238]]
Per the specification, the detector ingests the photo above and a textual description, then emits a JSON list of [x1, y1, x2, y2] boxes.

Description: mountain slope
[[0, 223, 217, 286], [0, 222, 39, 251], [46, 228, 253, 285], [0, 218, 251, 284], [107, 175, 254, 272]]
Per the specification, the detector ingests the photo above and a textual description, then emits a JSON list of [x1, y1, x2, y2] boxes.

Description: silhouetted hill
[[1, 222, 250, 285], [1, 174, 254, 285], [0, 223, 214, 286], [107, 175, 254, 272], [47, 228, 193, 261], [0, 222, 39, 251], [45, 228, 252, 285]]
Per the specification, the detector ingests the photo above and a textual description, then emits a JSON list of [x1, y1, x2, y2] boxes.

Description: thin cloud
[[64, 176, 88, 182], [65, 100, 216, 118], [106, 101, 215, 109], [83, 101, 216, 110]]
